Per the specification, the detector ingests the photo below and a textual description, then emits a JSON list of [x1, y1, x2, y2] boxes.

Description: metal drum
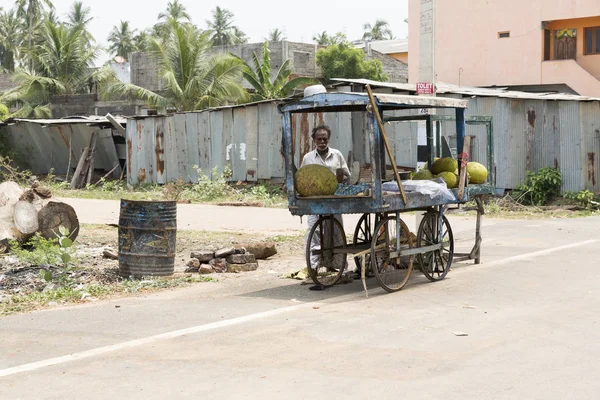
[[118, 200, 177, 278]]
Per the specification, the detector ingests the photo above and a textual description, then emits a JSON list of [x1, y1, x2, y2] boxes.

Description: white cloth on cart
[[382, 178, 456, 201]]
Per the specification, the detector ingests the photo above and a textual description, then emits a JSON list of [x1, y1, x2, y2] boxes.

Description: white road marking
[[482, 239, 599, 267], [0, 302, 322, 378]]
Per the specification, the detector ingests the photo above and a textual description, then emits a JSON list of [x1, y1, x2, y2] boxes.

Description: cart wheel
[[370, 216, 414, 293], [352, 213, 383, 272], [306, 216, 347, 287], [417, 211, 454, 281]]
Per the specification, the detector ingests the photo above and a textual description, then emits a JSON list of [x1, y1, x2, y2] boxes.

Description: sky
[[36, 0, 409, 64]]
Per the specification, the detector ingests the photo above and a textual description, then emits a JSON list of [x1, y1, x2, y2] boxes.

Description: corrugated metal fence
[[125, 97, 600, 192]]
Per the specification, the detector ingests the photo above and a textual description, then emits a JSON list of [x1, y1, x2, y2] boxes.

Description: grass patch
[[0, 274, 215, 317]]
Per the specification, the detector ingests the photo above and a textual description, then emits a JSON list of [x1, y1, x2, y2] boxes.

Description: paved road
[[2, 200, 599, 399], [59, 197, 495, 235]]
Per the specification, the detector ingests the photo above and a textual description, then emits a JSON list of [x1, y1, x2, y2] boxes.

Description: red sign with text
[[416, 82, 435, 95]]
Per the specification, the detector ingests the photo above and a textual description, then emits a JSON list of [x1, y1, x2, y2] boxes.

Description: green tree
[[16, 0, 54, 67], [153, 0, 191, 39], [233, 27, 248, 44], [0, 8, 21, 72], [0, 103, 9, 121], [316, 42, 388, 81], [105, 21, 247, 111], [362, 19, 393, 41], [313, 31, 347, 46], [237, 41, 316, 101], [206, 7, 244, 46], [133, 30, 150, 53], [107, 20, 137, 61], [66, 1, 94, 45], [1, 20, 115, 118], [267, 28, 285, 42], [157, 0, 191, 24]]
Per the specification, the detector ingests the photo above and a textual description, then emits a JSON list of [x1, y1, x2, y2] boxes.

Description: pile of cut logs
[[0, 181, 80, 252]]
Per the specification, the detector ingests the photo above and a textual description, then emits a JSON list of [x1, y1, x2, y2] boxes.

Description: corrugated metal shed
[[0, 116, 124, 177], [124, 82, 600, 193]]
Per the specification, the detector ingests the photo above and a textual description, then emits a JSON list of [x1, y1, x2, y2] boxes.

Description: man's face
[[313, 129, 329, 152]]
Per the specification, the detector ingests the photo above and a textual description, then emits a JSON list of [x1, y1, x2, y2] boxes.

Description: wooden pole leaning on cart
[[365, 85, 408, 205], [457, 136, 471, 200]]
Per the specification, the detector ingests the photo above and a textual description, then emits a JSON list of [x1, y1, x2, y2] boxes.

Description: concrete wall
[[365, 50, 408, 83], [408, 0, 600, 96], [130, 52, 162, 92]]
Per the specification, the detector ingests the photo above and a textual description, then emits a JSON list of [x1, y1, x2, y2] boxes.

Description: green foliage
[[107, 20, 137, 60], [10, 226, 76, 287], [362, 20, 393, 40], [0, 155, 32, 181], [313, 31, 347, 46], [206, 6, 245, 46], [512, 167, 562, 206], [316, 42, 388, 81], [0, 103, 9, 121], [188, 165, 233, 201], [237, 41, 317, 101], [104, 20, 246, 111], [563, 190, 597, 209]]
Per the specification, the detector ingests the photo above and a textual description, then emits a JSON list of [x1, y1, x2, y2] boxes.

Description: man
[[301, 124, 352, 282]]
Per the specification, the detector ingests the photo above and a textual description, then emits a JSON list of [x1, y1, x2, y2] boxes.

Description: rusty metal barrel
[[118, 200, 177, 278]]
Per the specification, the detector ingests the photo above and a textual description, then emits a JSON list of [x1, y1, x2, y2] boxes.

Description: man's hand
[[336, 168, 350, 184]]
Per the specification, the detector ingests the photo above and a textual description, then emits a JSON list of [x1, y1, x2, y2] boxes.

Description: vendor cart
[[279, 87, 495, 293]]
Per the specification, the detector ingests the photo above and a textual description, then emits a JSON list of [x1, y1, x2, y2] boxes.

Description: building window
[[498, 31, 510, 38], [584, 27, 600, 55]]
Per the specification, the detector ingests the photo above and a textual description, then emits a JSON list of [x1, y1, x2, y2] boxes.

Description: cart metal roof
[[280, 92, 468, 113]]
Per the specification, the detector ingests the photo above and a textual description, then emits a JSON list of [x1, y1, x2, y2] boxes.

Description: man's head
[[312, 124, 331, 153]]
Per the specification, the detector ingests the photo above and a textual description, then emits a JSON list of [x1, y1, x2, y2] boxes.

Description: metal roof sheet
[[281, 92, 468, 112], [330, 78, 600, 101]]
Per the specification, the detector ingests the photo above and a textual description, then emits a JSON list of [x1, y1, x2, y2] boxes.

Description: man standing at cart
[[301, 124, 352, 282]]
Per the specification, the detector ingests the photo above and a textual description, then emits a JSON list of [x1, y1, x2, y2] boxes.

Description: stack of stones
[[185, 247, 258, 274]]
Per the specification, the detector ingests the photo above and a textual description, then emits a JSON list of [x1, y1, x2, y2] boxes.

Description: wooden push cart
[[279, 87, 495, 293]]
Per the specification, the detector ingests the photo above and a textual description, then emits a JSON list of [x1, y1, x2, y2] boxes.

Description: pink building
[[409, 0, 600, 96]]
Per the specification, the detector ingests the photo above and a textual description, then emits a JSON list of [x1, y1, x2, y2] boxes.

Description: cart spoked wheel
[[352, 213, 383, 273], [306, 216, 347, 287], [370, 216, 414, 293], [417, 211, 454, 281]]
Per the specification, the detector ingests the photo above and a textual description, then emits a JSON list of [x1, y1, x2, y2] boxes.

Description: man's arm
[[336, 151, 351, 184]]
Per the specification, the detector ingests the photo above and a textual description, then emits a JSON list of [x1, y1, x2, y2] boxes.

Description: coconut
[[294, 164, 338, 196], [430, 157, 458, 175], [467, 162, 488, 184], [436, 171, 458, 188]]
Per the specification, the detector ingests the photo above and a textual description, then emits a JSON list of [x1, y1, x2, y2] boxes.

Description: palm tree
[[153, 0, 191, 39], [157, 0, 191, 24], [107, 21, 137, 61], [362, 20, 393, 41], [66, 1, 94, 44], [233, 27, 248, 44], [105, 21, 247, 111], [133, 30, 150, 53], [267, 28, 285, 42], [16, 0, 53, 67], [313, 31, 347, 46], [0, 8, 21, 72], [1, 20, 115, 118], [206, 6, 240, 46], [237, 41, 317, 101]]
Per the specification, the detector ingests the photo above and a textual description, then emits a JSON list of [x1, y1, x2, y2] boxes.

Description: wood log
[[70, 146, 90, 189], [13, 201, 39, 235], [37, 201, 80, 241]]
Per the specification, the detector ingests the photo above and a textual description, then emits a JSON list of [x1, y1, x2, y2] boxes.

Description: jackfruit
[[413, 169, 434, 180], [436, 171, 458, 188], [430, 157, 458, 175], [295, 164, 338, 196], [467, 162, 488, 184]]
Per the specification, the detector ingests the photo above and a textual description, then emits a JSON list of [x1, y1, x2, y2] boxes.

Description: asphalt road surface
[[1, 200, 599, 399]]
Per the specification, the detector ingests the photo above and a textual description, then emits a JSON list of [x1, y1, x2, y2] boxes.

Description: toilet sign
[[416, 82, 435, 95]]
